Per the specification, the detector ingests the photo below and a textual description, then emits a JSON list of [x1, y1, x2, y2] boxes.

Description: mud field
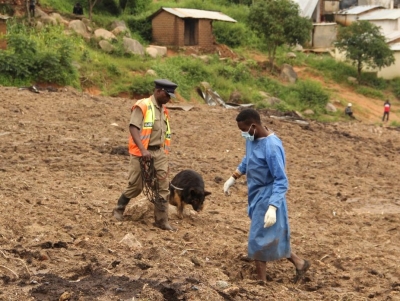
[[1, 86, 400, 301]]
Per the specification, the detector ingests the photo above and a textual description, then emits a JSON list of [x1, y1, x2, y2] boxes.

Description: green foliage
[[93, 0, 121, 16], [125, 16, 152, 42], [216, 62, 250, 83], [294, 80, 330, 111], [306, 55, 357, 83], [129, 75, 155, 95], [248, 0, 312, 68], [120, 0, 151, 14], [0, 4, 15, 15], [335, 21, 395, 81], [391, 78, 400, 100], [0, 20, 79, 86], [150, 55, 214, 99], [213, 22, 249, 48], [355, 86, 384, 99]]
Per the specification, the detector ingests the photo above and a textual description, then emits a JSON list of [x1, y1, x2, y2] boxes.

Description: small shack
[[312, 23, 337, 48], [149, 7, 237, 51], [334, 5, 383, 26], [358, 9, 400, 34]]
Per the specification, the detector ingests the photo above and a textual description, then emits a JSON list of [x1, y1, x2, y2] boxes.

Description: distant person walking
[[73, 2, 84, 15], [382, 100, 391, 122], [345, 103, 355, 119], [29, 0, 36, 17]]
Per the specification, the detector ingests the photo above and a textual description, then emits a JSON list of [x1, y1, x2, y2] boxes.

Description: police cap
[[154, 79, 178, 98]]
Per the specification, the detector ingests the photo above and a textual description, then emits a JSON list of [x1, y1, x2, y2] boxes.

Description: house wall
[[198, 19, 214, 50], [152, 11, 215, 50], [313, 24, 337, 48], [324, 1, 340, 13], [359, 0, 392, 8], [334, 48, 400, 79], [369, 19, 400, 33], [377, 51, 400, 79], [152, 11, 181, 46]]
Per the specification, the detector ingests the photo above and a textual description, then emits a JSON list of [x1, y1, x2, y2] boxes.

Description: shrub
[[355, 86, 384, 99], [129, 75, 155, 95], [390, 78, 400, 100], [0, 21, 79, 86], [213, 22, 249, 48], [125, 16, 152, 43], [295, 80, 329, 110]]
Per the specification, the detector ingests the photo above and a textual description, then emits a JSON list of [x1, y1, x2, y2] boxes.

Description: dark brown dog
[[169, 170, 211, 219]]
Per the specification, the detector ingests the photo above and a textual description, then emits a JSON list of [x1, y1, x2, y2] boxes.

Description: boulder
[[110, 20, 127, 31], [99, 40, 115, 53], [94, 28, 116, 41], [123, 37, 144, 55], [145, 45, 167, 58], [68, 20, 88, 37], [325, 103, 337, 112], [280, 64, 297, 84], [112, 25, 130, 37]]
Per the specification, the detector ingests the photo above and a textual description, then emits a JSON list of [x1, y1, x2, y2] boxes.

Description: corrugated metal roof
[[384, 30, 400, 42], [390, 43, 400, 51], [359, 9, 400, 20], [159, 8, 237, 23], [292, 0, 319, 18], [335, 5, 383, 15]]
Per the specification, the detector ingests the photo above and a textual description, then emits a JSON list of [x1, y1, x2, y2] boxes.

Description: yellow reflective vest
[[128, 97, 171, 156]]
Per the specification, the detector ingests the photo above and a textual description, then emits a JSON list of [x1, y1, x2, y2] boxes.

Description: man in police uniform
[[113, 79, 178, 231]]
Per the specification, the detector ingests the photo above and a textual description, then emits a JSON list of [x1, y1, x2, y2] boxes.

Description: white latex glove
[[264, 205, 277, 228], [223, 176, 236, 195]]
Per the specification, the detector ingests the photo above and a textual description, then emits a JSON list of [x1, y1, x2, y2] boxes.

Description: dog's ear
[[204, 191, 211, 196], [189, 188, 198, 197]]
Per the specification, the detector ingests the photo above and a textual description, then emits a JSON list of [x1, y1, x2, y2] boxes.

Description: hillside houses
[[292, 0, 398, 79], [333, 6, 400, 78]]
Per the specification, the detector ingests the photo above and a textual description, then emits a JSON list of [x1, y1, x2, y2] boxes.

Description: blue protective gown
[[237, 134, 291, 261]]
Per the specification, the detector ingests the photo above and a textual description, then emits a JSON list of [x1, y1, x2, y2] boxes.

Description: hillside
[[0, 83, 400, 300]]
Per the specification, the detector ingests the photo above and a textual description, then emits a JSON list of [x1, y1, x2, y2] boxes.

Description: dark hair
[[236, 108, 261, 124]]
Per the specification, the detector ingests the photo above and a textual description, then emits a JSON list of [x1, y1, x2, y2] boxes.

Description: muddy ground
[[1, 85, 400, 301]]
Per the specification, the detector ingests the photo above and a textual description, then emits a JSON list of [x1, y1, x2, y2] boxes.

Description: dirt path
[[293, 66, 400, 124], [1, 85, 400, 300]]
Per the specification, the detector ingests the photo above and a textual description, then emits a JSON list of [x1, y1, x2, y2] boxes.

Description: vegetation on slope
[[0, 0, 399, 124]]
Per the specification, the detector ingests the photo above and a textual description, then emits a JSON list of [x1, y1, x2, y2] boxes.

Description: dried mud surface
[[1, 86, 400, 301]]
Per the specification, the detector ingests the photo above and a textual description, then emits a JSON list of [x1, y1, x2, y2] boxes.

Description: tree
[[335, 21, 395, 82], [88, 0, 100, 21], [247, 0, 312, 71]]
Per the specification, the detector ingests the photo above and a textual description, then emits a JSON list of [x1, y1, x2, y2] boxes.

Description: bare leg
[[287, 252, 310, 283], [287, 252, 305, 269], [255, 260, 266, 281]]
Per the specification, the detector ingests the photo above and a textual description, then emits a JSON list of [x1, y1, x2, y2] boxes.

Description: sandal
[[294, 260, 310, 283]]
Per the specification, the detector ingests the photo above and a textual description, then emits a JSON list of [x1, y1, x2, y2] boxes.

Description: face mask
[[241, 124, 255, 141]]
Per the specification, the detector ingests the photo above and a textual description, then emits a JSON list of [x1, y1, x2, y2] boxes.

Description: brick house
[[149, 7, 236, 51]]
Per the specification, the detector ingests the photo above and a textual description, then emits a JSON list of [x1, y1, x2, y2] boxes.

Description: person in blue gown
[[223, 109, 310, 283]]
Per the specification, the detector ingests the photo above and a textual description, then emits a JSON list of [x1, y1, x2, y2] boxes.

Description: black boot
[[112, 194, 130, 221], [154, 197, 176, 231]]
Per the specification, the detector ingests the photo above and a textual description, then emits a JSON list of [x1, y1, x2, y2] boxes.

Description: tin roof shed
[[358, 8, 400, 20], [149, 7, 237, 23], [149, 7, 237, 51], [335, 5, 384, 15]]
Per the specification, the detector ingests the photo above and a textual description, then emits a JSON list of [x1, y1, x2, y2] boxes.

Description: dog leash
[[139, 157, 160, 204]]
